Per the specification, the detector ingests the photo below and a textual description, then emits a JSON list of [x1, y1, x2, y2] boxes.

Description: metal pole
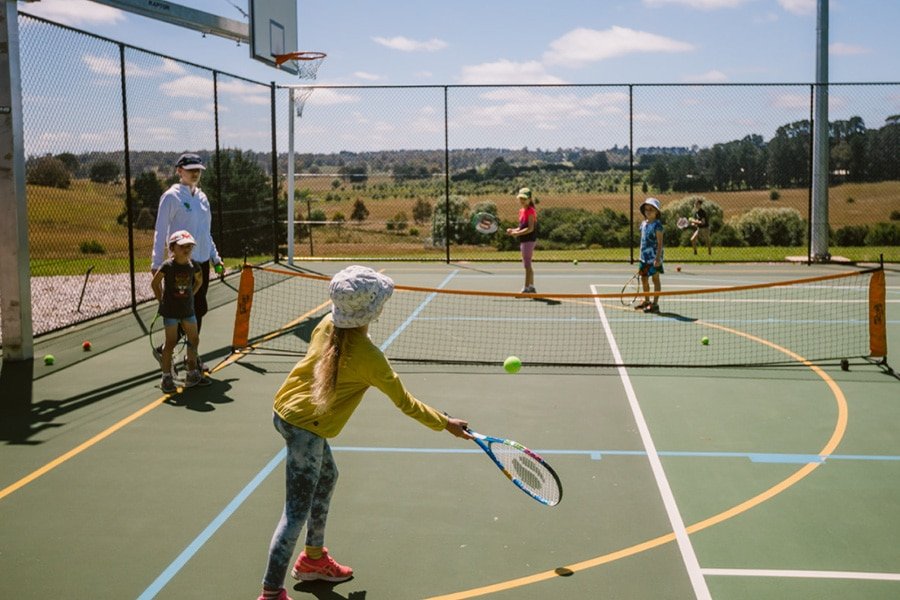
[[443, 86, 450, 263], [120, 43, 136, 308], [270, 82, 279, 262], [287, 87, 295, 265], [810, 0, 830, 260], [628, 85, 635, 265], [0, 0, 33, 361]]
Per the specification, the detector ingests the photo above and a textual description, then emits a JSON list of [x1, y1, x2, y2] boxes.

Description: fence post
[[628, 84, 635, 265], [443, 86, 450, 263], [213, 71, 223, 251], [119, 43, 136, 308], [271, 82, 279, 262]]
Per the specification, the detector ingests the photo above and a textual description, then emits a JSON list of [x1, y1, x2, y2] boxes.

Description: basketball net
[[273, 51, 326, 80]]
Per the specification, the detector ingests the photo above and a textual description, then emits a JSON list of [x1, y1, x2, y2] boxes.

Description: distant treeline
[[26, 114, 899, 195]]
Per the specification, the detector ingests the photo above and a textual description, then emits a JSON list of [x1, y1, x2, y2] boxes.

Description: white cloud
[[772, 93, 848, 111], [160, 59, 186, 75], [170, 109, 211, 121], [456, 89, 627, 130], [830, 42, 870, 56], [82, 53, 157, 77], [354, 71, 382, 81], [20, 0, 125, 25], [777, 0, 815, 15], [372, 36, 447, 52], [683, 69, 729, 82], [160, 75, 212, 98], [217, 79, 270, 104], [643, 0, 748, 8], [459, 60, 565, 85], [543, 27, 693, 67], [303, 88, 360, 108]]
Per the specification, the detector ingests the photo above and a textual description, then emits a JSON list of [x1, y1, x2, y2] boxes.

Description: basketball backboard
[[249, 0, 299, 75]]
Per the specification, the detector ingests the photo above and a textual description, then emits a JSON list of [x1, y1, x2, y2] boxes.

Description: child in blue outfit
[[637, 198, 664, 313]]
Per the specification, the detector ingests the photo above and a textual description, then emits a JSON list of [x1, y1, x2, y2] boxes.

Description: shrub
[[889, 210, 900, 221], [865, 222, 900, 246], [79, 240, 105, 254], [730, 207, 805, 246], [833, 225, 868, 246], [769, 189, 780, 200], [89, 160, 120, 184], [711, 223, 745, 247], [26, 156, 71, 189]]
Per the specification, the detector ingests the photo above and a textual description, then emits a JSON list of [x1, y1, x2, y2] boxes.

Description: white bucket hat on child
[[640, 197, 661, 216], [329, 265, 395, 329]]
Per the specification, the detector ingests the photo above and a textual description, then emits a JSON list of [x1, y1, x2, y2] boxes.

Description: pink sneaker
[[256, 589, 292, 600], [291, 548, 353, 582]]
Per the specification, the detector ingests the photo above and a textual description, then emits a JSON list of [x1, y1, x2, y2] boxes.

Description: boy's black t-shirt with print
[[159, 259, 200, 319]]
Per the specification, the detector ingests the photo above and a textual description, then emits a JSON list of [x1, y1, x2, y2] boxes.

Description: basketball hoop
[[273, 51, 326, 80]]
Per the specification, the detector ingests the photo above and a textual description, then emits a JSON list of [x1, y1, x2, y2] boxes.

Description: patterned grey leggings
[[262, 413, 338, 589]]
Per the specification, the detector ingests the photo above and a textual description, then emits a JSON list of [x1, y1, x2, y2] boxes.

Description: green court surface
[[1, 262, 899, 600]]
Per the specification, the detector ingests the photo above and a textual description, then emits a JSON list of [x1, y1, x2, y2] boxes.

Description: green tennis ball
[[701, 336, 710, 346], [44, 354, 55, 365], [503, 356, 522, 373], [572, 259, 578, 265]]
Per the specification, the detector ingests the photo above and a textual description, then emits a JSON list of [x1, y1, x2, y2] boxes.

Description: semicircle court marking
[[423, 317, 849, 600]]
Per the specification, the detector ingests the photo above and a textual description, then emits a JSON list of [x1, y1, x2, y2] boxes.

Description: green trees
[[89, 160, 121, 184], [203, 149, 272, 256], [26, 156, 70, 189]]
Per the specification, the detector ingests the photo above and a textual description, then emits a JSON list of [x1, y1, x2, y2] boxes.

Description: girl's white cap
[[329, 265, 394, 328]]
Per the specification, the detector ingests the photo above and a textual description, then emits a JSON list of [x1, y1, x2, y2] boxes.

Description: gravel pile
[[0, 273, 155, 343]]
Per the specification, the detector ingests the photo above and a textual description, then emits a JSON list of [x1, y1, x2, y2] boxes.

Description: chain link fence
[[8, 12, 900, 341]]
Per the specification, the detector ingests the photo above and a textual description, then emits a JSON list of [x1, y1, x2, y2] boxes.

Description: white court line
[[703, 568, 900, 582], [592, 284, 711, 600]]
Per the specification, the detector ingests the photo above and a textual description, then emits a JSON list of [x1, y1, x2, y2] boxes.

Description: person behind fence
[[506, 187, 538, 294], [690, 197, 712, 255], [637, 198, 665, 314], [257, 265, 472, 600], [150, 230, 208, 393], [151, 153, 224, 374]]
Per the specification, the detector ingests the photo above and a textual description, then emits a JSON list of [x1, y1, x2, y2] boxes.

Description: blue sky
[[16, 0, 900, 154], [18, 0, 900, 86]]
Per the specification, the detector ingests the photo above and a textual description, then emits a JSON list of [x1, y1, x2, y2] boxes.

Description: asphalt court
[[1, 262, 899, 599]]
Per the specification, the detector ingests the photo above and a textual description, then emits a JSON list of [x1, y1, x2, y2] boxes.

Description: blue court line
[[136, 448, 286, 600], [137, 270, 461, 599], [329, 446, 900, 464]]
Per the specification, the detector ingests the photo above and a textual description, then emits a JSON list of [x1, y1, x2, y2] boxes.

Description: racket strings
[[493, 445, 561, 504]]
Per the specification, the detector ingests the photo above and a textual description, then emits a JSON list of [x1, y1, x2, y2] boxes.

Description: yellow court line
[[425, 322, 849, 600], [0, 302, 330, 503]]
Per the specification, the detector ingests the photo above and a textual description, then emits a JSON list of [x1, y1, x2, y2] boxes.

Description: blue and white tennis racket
[[468, 429, 562, 506]]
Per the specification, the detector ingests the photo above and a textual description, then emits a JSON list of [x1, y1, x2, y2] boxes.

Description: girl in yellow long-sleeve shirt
[[258, 266, 471, 600]]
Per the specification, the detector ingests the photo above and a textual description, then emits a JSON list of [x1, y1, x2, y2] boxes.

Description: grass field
[[26, 178, 900, 275]]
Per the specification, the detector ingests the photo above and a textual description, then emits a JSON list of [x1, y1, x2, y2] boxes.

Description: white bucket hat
[[640, 197, 661, 216], [329, 265, 395, 329]]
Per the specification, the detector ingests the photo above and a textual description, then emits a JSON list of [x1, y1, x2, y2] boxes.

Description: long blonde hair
[[311, 326, 354, 414]]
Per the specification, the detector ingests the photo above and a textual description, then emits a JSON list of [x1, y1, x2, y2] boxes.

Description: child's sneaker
[[184, 370, 202, 387], [643, 303, 660, 314], [160, 375, 177, 393], [256, 589, 292, 600], [291, 548, 353, 582]]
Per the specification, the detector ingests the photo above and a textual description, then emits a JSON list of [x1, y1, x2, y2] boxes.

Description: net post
[[287, 87, 295, 266], [869, 267, 887, 359], [231, 265, 255, 350]]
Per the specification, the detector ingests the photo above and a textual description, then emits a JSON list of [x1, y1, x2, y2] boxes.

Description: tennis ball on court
[[503, 356, 522, 373], [572, 259, 579, 265], [701, 336, 710, 346], [43, 354, 55, 365], [82, 340, 92, 351]]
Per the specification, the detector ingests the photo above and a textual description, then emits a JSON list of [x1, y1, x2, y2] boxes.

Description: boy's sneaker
[[643, 303, 660, 313], [184, 370, 202, 387], [291, 548, 353, 582], [160, 375, 177, 393], [634, 301, 649, 311], [256, 589, 292, 600]]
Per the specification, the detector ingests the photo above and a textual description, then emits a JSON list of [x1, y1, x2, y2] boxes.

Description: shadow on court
[[0, 360, 161, 445], [163, 377, 238, 412], [293, 580, 366, 600]]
